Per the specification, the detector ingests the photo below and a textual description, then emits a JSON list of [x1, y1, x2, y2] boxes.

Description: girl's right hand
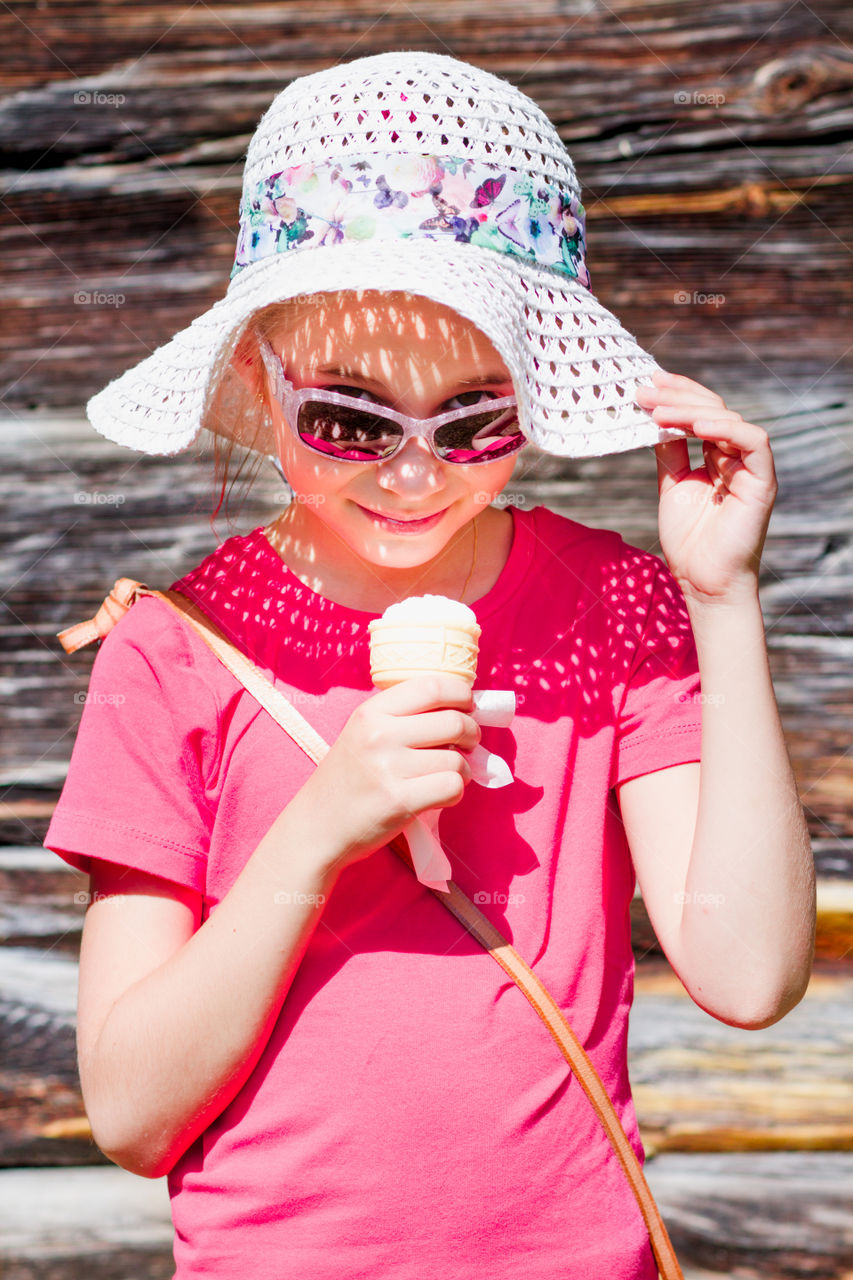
[[288, 674, 481, 877]]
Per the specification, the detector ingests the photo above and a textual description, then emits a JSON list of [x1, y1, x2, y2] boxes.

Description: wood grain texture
[[631, 962, 853, 1155], [1, 2, 851, 404], [648, 1152, 853, 1277]]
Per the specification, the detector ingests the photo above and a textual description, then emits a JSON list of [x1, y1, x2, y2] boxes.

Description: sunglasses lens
[[296, 403, 403, 461], [295, 398, 525, 465], [434, 407, 526, 464]]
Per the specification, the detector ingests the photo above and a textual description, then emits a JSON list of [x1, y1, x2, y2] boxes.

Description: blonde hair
[[208, 300, 307, 535]]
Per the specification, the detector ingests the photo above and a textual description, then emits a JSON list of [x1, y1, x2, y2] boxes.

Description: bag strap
[[58, 579, 683, 1280]]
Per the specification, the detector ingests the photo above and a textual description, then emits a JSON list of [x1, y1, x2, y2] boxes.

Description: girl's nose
[[375, 437, 446, 498]]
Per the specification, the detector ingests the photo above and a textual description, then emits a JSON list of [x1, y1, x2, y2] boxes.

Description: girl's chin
[[357, 537, 454, 569], [351, 520, 468, 571]]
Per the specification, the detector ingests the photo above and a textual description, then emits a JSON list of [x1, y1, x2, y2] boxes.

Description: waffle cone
[[368, 619, 481, 688]]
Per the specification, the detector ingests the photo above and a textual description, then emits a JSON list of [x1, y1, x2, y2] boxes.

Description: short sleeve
[[611, 555, 703, 788], [43, 596, 218, 893]]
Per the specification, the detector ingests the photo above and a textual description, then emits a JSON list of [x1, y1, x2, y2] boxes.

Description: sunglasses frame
[[256, 338, 526, 466]]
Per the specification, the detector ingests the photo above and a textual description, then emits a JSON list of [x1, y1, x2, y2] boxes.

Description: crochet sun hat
[[86, 49, 686, 460]]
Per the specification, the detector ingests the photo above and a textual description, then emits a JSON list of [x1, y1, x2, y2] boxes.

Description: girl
[[45, 50, 815, 1279]]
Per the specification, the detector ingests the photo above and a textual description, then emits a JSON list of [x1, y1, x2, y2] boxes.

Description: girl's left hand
[[637, 369, 778, 607]]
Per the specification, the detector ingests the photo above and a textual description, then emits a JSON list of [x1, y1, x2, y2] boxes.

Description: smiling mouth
[[356, 503, 448, 528]]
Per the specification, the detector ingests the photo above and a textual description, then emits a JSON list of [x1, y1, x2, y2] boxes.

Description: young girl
[[44, 50, 815, 1279]]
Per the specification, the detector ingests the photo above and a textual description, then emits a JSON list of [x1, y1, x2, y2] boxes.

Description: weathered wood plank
[[3, 163, 849, 407], [648, 1152, 853, 1277], [630, 962, 853, 1154], [0, 846, 88, 952], [3, 1, 852, 99], [5, 842, 852, 961], [0, 1166, 174, 1280], [0, 940, 97, 1166], [1, 3, 851, 404]]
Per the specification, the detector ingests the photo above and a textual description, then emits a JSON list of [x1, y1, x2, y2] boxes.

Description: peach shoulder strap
[[57, 578, 683, 1280]]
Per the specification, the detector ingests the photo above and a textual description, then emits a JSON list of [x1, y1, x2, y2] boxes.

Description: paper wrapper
[[405, 689, 516, 889], [374, 683, 517, 893]]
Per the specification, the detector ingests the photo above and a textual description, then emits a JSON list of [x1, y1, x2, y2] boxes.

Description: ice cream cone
[[368, 595, 480, 688]]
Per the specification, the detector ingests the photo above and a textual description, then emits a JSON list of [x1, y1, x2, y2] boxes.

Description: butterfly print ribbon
[[232, 152, 590, 288]]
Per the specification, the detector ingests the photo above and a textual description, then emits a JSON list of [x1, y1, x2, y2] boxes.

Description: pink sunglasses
[[256, 338, 526, 466]]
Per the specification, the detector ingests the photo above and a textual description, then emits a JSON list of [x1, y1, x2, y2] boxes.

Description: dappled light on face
[[254, 289, 521, 600], [373, 440, 445, 494], [263, 289, 512, 411]]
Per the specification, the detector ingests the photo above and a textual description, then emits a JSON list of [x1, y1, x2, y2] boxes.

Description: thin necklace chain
[[459, 514, 479, 603]]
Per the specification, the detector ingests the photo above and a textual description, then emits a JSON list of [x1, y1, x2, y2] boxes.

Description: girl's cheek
[[474, 457, 520, 498]]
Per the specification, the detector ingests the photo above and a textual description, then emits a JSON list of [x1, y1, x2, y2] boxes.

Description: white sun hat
[[86, 49, 684, 459]]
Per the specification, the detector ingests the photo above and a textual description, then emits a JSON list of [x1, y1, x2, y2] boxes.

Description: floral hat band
[[231, 152, 591, 289]]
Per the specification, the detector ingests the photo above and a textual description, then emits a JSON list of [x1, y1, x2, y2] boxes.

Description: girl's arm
[[616, 370, 815, 1030], [78, 806, 341, 1180], [76, 673, 479, 1179], [617, 588, 815, 1028]]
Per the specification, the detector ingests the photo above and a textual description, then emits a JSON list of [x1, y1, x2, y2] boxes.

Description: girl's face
[[258, 290, 522, 581]]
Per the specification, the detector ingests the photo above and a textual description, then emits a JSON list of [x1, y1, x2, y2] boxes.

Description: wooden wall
[[1, 2, 852, 1275]]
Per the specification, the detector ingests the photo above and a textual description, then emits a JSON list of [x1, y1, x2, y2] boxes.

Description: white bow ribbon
[[403, 689, 516, 892]]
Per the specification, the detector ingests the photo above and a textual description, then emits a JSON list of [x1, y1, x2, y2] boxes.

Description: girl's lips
[[355, 503, 448, 534]]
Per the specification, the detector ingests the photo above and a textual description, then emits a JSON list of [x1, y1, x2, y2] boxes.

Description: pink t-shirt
[[45, 504, 702, 1279]]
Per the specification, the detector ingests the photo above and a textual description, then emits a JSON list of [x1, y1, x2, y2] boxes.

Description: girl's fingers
[[643, 402, 742, 430], [687, 419, 776, 488], [691, 417, 771, 455], [650, 405, 771, 460], [703, 439, 742, 489], [654, 438, 692, 493], [398, 747, 473, 781], [376, 674, 475, 716], [400, 708, 481, 751], [647, 369, 727, 406]]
